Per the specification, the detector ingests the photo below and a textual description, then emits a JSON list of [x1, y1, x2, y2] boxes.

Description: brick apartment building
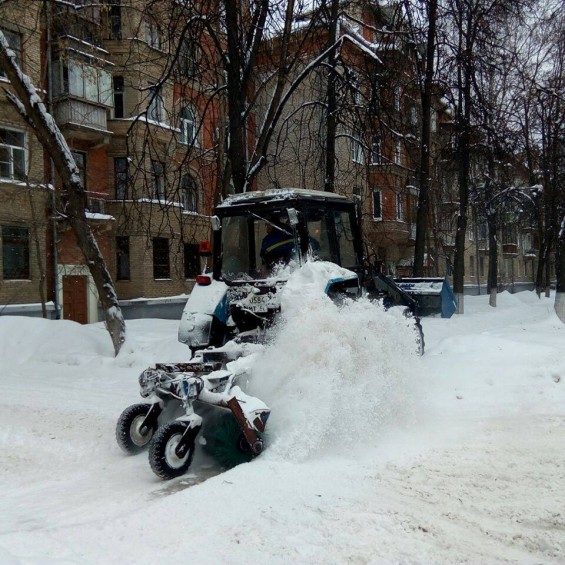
[[0, 0, 218, 322]]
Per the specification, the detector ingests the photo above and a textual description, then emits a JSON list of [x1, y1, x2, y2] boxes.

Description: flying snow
[[243, 261, 420, 461]]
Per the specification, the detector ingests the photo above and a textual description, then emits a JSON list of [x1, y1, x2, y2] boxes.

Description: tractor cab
[[213, 188, 363, 282], [179, 189, 364, 351]]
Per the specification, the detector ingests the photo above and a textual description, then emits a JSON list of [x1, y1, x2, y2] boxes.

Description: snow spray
[[244, 262, 419, 462]]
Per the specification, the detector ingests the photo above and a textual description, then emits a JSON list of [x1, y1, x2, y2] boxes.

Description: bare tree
[[0, 30, 126, 355]]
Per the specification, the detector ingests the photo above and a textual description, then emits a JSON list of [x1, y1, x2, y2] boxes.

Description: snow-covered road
[[1, 290, 564, 564]]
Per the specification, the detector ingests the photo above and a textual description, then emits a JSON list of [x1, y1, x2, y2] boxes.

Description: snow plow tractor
[[116, 188, 423, 479]]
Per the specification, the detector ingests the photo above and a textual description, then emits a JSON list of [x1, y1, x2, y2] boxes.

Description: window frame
[[113, 75, 124, 118], [151, 160, 165, 200], [152, 237, 170, 279], [0, 28, 22, 78], [116, 235, 130, 281], [370, 134, 381, 165], [114, 157, 128, 199], [396, 191, 404, 222], [184, 243, 200, 279], [372, 190, 382, 221], [144, 20, 161, 50], [147, 83, 164, 122], [0, 127, 26, 181], [180, 174, 198, 212], [179, 106, 197, 145], [351, 134, 364, 164], [2, 225, 30, 280]]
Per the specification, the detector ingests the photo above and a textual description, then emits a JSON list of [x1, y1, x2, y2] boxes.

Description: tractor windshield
[[219, 204, 360, 282], [303, 208, 358, 270], [220, 213, 296, 281]]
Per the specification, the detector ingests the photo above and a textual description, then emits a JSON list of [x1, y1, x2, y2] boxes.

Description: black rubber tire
[[116, 403, 158, 455], [149, 421, 195, 480]]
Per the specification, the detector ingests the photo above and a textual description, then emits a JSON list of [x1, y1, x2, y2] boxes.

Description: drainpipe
[[46, 0, 61, 319]]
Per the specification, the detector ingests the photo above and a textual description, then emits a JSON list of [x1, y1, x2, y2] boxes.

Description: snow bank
[[0, 316, 113, 365], [246, 261, 420, 461]]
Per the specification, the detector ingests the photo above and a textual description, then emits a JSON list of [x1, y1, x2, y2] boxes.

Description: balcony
[[54, 98, 112, 143], [502, 243, 518, 256]]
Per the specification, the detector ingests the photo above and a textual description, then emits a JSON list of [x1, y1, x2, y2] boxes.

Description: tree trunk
[[413, 0, 437, 277], [487, 212, 498, 307], [555, 216, 565, 322], [324, 0, 339, 193], [0, 31, 126, 355]]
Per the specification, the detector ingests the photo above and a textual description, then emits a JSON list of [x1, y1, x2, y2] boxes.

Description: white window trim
[[396, 192, 404, 222], [370, 135, 382, 165], [372, 190, 382, 221], [0, 126, 27, 181], [352, 136, 364, 164], [394, 140, 402, 165], [179, 107, 198, 146]]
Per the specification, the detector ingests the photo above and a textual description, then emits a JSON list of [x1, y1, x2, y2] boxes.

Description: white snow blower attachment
[[116, 355, 270, 480]]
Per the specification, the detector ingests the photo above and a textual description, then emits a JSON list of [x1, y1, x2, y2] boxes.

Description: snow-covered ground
[[1, 286, 564, 564]]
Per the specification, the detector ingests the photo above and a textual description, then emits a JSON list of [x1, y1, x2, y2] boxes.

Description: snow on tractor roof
[[217, 188, 350, 208]]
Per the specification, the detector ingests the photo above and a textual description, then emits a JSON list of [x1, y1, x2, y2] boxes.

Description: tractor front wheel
[[116, 403, 158, 455], [149, 421, 196, 480]]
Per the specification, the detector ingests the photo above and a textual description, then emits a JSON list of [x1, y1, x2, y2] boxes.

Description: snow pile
[[246, 261, 420, 461], [1, 291, 565, 563], [0, 316, 113, 365]]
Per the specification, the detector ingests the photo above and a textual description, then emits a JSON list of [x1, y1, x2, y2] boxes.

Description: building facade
[[0, 0, 540, 323], [0, 0, 217, 322]]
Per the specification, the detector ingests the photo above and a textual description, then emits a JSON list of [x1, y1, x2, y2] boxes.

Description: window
[[349, 71, 361, 105], [114, 157, 128, 199], [2, 226, 29, 279], [478, 221, 488, 240], [179, 106, 196, 145], [184, 243, 200, 279], [116, 236, 130, 280], [113, 76, 124, 118], [147, 84, 164, 122], [71, 151, 87, 189], [396, 192, 404, 221], [180, 174, 197, 212], [52, 56, 113, 106], [0, 128, 26, 181], [178, 39, 201, 77], [394, 140, 402, 165], [152, 161, 165, 199], [410, 106, 418, 127], [0, 28, 22, 77], [372, 190, 382, 220], [152, 237, 170, 279], [370, 134, 381, 165], [108, 3, 122, 40], [351, 135, 363, 164], [145, 21, 161, 49], [470, 255, 475, 277]]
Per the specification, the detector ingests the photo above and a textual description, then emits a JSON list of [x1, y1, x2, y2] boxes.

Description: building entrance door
[[62, 275, 88, 324]]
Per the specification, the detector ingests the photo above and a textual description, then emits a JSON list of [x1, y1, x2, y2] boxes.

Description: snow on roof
[[218, 188, 350, 207], [85, 212, 115, 221]]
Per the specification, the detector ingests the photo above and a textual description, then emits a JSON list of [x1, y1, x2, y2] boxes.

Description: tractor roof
[[217, 188, 351, 209]]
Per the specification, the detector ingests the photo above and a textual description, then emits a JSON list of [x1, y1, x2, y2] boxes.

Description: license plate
[[246, 294, 269, 312]]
